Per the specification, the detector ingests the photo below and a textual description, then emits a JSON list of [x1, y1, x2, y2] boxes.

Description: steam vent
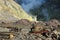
[[0, 0, 60, 40]]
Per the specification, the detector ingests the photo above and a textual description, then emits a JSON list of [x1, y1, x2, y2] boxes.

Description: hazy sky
[[20, 0, 45, 12], [14, 0, 50, 20]]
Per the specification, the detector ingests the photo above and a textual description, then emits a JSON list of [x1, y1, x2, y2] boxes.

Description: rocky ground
[[0, 19, 60, 40]]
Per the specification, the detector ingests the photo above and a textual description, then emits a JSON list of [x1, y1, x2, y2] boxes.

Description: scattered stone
[[0, 19, 60, 40]]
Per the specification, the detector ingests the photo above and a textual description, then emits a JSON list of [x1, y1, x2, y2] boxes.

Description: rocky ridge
[[0, 19, 60, 40]]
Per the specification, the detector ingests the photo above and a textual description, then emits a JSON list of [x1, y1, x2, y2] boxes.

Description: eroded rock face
[[0, 0, 34, 23]]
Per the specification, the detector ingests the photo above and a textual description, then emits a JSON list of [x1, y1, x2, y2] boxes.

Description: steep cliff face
[[0, 0, 34, 23]]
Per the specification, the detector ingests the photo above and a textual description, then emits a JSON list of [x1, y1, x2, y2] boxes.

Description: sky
[[15, 0, 45, 12], [22, 0, 45, 12], [15, 0, 50, 21], [14, 0, 60, 21]]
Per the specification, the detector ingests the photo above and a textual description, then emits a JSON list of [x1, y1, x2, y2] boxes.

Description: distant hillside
[[0, 0, 34, 23]]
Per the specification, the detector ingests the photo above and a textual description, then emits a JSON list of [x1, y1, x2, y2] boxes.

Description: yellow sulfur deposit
[[0, 0, 35, 22]]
